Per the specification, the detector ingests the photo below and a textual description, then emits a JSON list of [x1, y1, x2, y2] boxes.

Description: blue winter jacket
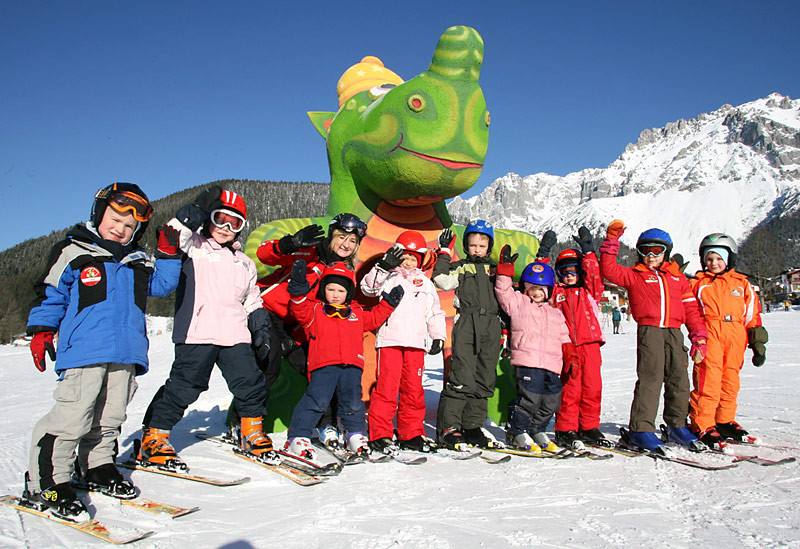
[[27, 224, 181, 375]]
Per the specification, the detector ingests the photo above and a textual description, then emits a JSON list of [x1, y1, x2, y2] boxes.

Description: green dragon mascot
[[247, 26, 538, 429]]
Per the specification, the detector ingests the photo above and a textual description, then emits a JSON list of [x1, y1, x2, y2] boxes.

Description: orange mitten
[[606, 219, 626, 240]]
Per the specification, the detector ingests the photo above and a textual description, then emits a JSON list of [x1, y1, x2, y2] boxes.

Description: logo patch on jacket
[[412, 278, 424, 287], [80, 266, 102, 286], [556, 294, 566, 303], [645, 275, 659, 283], [731, 289, 743, 297]]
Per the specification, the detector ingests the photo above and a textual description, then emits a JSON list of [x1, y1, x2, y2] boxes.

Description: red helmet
[[555, 249, 581, 277], [220, 190, 247, 219], [317, 262, 356, 303], [395, 231, 428, 262]]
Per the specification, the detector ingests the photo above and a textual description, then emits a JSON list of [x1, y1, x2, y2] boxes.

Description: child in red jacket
[[599, 221, 708, 453], [282, 260, 403, 461], [536, 227, 609, 450]]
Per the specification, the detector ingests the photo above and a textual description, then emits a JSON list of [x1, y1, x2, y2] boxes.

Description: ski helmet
[[317, 262, 357, 303], [90, 182, 152, 243], [555, 249, 582, 277], [699, 233, 737, 269], [219, 190, 247, 219], [636, 228, 673, 259], [394, 230, 428, 265], [328, 213, 367, 241], [520, 261, 556, 298], [463, 220, 495, 255]]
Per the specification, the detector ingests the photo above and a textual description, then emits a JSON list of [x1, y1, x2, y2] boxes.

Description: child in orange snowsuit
[[689, 233, 767, 449]]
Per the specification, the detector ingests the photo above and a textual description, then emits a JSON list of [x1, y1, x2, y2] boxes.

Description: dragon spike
[[428, 26, 484, 81]]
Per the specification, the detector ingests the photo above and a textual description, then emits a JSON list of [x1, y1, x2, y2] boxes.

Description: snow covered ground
[[1, 309, 799, 548]]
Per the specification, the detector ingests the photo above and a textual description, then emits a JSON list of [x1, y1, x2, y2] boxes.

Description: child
[[24, 183, 180, 520], [689, 233, 767, 449], [432, 220, 503, 449], [494, 248, 577, 452], [536, 227, 610, 449], [599, 221, 708, 452], [360, 230, 446, 453], [139, 186, 274, 468], [282, 260, 403, 460]]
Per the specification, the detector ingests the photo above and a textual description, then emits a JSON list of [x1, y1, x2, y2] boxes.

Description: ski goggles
[[636, 243, 667, 257], [557, 266, 580, 277], [103, 190, 153, 222], [210, 209, 245, 233], [333, 218, 367, 239], [323, 303, 351, 319]]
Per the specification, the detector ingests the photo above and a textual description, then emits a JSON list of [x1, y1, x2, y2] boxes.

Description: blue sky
[[2, 1, 799, 251]]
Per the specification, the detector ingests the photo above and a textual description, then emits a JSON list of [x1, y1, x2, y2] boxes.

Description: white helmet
[[699, 233, 738, 269]]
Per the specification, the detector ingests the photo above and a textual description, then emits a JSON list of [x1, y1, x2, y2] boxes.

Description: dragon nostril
[[408, 94, 426, 113]]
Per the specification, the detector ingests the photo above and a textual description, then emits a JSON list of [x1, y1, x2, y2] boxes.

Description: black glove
[[278, 224, 325, 254], [537, 230, 557, 258], [194, 185, 224, 215], [175, 203, 207, 231], [573, 226, 594, 254], [748, 326, 768, 367], [378, 246, 404, 271], [428, 339, 444, 355], [381, 286, 405, 308], [248, 308, 271, 361], [497, 245, 518, 277], [438, 228, 455, 249], [155, 224, 181, 258], [287, 259, 310, 296]]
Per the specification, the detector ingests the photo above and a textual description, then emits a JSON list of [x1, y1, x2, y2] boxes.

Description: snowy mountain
[[449, 93, 800, 270]]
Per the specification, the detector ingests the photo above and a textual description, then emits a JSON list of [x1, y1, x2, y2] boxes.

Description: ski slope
[[0, 309, 798, 548]]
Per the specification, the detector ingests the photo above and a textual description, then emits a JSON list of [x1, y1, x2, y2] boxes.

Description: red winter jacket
[[599, 241, 706, 335], [289, 295, 395, 376], [546, 252, 605, 347]]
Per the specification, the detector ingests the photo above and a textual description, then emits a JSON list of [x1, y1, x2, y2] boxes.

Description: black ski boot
[[399, 435, 438, 453], [696, 426, 727, 451], [23, 473, 89, 522], [84, 463, 137, 499], [579, 428, 614, 448], [716, 421, 749, 442], [555, 430, 586, 450], [438, 428, 465, 450], [462, 427, 493, 448], [368, 437, 398, 455]]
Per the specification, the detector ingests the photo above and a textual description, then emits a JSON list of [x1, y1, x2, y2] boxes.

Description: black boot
[[368, 437, 398, 455], [24, 475, 89, 522], [85, 463, 137, 499], [438, 428, 465, 450], [579, 428, 613, 448], [716, 421, 749, 442], [555, 430, 585, 450], [399, 435, 438, 453], [462, 427, 492, 448]]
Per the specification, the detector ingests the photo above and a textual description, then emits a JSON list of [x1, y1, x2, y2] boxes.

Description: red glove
[[156, 224, 181, 257], [30, 331, 56, 372], [561, 342, 579, 380], [606, 219, 626, 240], [496, 245, 518, 278], [689, 333, 708, 364]]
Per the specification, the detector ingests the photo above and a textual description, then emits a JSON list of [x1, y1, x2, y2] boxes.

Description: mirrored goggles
[[323, 303, 351, 319], [637, 244, 667, 257], [210, 209, 245, 233], [557, 266, 580, 277], [335, 218, 367, 238], [106, 191, 153, 222]]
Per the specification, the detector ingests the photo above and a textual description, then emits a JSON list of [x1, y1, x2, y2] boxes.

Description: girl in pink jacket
[[495, 246, 577, 453], [360, 231, 446, 454]]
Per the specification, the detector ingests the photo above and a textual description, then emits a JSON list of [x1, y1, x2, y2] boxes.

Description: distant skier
[[599, 221, 708, 453], [611, 307, 622, 334], [688, 233, 767, 449], [24, 183, 180, 520]]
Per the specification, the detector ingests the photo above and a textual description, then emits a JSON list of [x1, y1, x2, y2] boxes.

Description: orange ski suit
[[689, 269, 761, 432]]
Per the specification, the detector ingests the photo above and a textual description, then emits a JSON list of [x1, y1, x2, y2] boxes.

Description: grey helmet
[[699, 233, 738, 269]]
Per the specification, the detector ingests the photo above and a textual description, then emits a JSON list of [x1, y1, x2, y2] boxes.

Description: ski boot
[[661, 425, 705, 452], [346, 432, 371, 456], [138, 426, 188, 471], [284, 437, 317, 461], [398, 435, 438, 453], [462, 427, 494, 448], [555, 430, 586, 451], [23, 473, 89, 522], [240, 417, 281, 465], [507, 432, 541, 452], [532, 432, 559, 453], [438, 428, 465, 450], [695, 426, 728, 452], [82, 463, 136, 499], [716, 421, 751, 442], [368, 437, 398, 455], [579, 428, 614, 448], [623, 429, 667, 455], [317, 424, 343, 449]]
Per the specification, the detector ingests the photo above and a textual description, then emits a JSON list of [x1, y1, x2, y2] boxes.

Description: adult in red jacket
[[283, 260, 401, 460], [599, 221, 708, 452], [536, 227, 608, 449]]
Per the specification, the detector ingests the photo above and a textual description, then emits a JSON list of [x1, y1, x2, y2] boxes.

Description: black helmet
[[90, 182, 152, 244], [328, 213, 367, 241], [698, 233, 738, 270]]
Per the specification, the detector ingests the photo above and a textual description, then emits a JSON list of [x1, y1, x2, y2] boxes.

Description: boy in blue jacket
[[23, 183, 181, 521]]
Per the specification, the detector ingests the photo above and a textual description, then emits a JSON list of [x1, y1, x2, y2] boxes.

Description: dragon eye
[[407, 94, 425, 113], [368, 83, 396, 100], [485, 110, 491, 126]]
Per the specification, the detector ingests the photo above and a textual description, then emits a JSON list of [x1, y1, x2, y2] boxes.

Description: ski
[[392, 453, 428, 465], [565, 448, 614, 461], [734, 455, 797, 467], [482, 446, 573, 459], [118, 459, 250, 486], [0, 494, 154, 544], [71, 480, 199, 518], [230, 449, 327, 486], [480, 453, 512, 464], [309, 439, 393, 465], [587, 443, 645, 457], [618, 428, 738, 470], [726, 439, 800, 452]]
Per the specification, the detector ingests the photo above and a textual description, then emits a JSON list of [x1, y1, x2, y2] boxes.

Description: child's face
[[324, 282, 348, 305], [467, 234, 490, 258], [209, 223, 236, 245], [524, 283, 549, 303], [400, 253, 419, 271], [329, 231, 359, 259], [642, 252, 665, 269], [97, 208, 138, 244], [559, 267, 579, 285], [704, 252, 727, 274]]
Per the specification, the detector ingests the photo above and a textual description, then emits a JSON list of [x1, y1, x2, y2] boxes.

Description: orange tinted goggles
[[323, 303, 351, 319], [107, 191, 153, 222], [637, 244, 666, 257]]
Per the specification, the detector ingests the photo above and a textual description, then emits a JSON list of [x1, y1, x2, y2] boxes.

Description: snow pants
[[369, 346, 426, 441], [507, 366, 562, 436], [288, 364, 365, 439], [144, 343, 266, 430], [554, 342, 603, 432], [437, 312, 502, 438], [689, 319, 747, 432], [629, 326, 690, 432], [29, 363, 137, 491]]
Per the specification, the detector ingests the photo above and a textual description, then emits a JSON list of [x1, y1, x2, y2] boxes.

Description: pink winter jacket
[[360, 265, 446, 350], [169, 218, 262, 346], [495, 274, 572, 374]]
